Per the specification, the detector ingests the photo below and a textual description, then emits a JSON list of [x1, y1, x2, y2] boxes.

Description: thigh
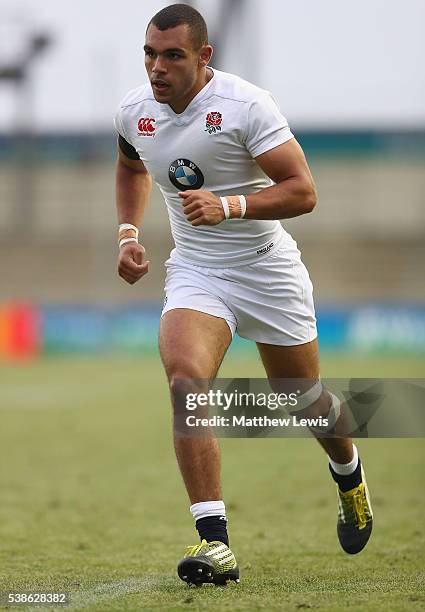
[[159, 308, 232, 380], [257, 338, 320, 379], [225, 242, 317, 346], [163, 254, 237, 339]]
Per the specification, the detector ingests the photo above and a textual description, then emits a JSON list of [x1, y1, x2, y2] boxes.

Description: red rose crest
[[205, 111, 222, 134]]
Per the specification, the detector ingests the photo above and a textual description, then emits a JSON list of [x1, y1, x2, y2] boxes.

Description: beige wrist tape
[[118, 223, 139, 249], [220, 195, 247, 219], [118, 222, 139, 245]]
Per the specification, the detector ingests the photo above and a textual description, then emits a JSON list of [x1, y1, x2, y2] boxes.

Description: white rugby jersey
[[115, 68, 295, 267]]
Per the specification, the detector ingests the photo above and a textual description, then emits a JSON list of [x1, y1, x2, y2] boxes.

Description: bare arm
[[245, 138, 317, 219], [179, 138, 317, 226], [116, 147, 152, 225], [116, 147, 153, 284]]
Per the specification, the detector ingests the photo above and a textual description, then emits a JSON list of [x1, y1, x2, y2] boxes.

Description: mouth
[[151, 79, 171, 94]]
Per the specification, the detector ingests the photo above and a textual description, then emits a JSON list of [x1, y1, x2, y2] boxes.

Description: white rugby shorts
[[161, 238, 317, 346]]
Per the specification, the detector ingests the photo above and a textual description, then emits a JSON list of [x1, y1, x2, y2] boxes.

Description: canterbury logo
[[137, 117, 156, 136]]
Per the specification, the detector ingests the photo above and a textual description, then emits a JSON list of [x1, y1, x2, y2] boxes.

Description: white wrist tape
[[119, 223, 139, 239], [119, 237, 139, 248], [239, 195, 247, 218], [220, 196, 230, 220]]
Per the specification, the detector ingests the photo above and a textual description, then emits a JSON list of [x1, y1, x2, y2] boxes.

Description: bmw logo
[[168, 158, 204, 191]]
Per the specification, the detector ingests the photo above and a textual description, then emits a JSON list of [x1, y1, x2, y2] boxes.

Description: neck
[[169, 67, 213, 114]]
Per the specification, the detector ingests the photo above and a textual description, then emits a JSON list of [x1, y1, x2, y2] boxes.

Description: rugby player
[[114, 3, 373, 587]]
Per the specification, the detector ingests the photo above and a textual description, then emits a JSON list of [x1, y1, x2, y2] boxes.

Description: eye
[[144, 49, 155, 58], [168, 52, 181, 60]]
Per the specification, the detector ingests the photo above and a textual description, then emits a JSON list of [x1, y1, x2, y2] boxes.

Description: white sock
[[190, 500, 226, 521], [328, 444, 359, 476]]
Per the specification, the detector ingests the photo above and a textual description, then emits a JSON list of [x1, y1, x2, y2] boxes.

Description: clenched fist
[[179, 189, 225, 226], [118, 242, 150, 285]]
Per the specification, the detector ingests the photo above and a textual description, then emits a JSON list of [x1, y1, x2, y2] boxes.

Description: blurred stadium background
[[0, 0, 424, 359], [0, 1, 424, 609]]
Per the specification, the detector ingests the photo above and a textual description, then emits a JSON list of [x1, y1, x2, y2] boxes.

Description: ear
[[198, 44, 213, 67]]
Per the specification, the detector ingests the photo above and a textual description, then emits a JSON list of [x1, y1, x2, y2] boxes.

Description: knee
[[287, 382, 332, 420], [298, 393, 331, 420], [289, 387, 341, 431], [168, 364, 207, 412]]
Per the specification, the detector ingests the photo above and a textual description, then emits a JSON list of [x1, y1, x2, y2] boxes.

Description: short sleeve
[[114, 107, 127, 140], [244, 92, 294, 158]]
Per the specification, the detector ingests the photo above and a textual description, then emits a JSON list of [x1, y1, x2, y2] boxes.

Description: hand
[[179, 189, 225, 226], [118, 242, 150, 284]]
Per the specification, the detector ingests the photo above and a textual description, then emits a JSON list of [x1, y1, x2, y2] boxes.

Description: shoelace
[[352, 486, 367, 529], [185, 539, 208, 557], [342, 484, 367, 529]]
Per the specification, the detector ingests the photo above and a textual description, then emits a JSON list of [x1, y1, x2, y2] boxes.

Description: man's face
[[144, 24, 208, 108]]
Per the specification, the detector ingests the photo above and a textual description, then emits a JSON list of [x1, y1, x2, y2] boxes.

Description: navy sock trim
[[196, 515, 229, 546], [329, 457, 362, 492]]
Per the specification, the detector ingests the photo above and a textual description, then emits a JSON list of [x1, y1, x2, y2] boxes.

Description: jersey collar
[[161, 67, 216, 125]]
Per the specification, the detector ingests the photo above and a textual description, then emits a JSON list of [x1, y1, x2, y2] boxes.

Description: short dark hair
[[147, 4, 208, 50]]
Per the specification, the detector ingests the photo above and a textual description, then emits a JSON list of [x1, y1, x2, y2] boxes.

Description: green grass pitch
[[0, 352, 424, 611]]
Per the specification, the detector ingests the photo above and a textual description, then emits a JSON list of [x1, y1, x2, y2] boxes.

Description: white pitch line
[[0, 384, 105, 411], [25, 576, 169, 612]]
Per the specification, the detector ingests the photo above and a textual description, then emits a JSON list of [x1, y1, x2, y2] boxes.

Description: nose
[[152, 55, 166, 75]]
